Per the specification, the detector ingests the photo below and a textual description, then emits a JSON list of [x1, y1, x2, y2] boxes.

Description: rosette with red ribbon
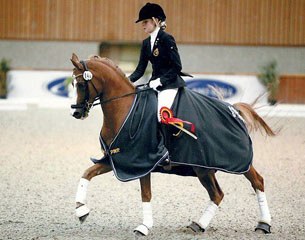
[[160, 107, 197, 139]]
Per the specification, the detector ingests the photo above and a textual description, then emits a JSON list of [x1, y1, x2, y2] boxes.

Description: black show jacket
[[129, 30, 187, 91]]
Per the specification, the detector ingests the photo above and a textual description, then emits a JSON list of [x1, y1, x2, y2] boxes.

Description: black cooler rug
[[93, 87, 253, 181]]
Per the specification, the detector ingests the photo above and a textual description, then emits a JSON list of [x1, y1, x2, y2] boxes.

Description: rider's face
[[141, 19, 156, 34]]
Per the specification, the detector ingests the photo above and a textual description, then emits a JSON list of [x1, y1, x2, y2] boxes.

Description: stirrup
[[158, 158, 170, 167]]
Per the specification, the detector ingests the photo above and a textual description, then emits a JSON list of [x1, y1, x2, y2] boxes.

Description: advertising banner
[[3, 71, 304, 117], [184, 74, 267, 104], [6, 71, 267, 106], [7, 70, 71, 99]]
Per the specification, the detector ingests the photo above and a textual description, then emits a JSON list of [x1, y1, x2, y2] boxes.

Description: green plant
[[1, 58, 11, 73], [258, 60, 279, 104], [0, 58, 11, 98], [64, 76, 73, 88]]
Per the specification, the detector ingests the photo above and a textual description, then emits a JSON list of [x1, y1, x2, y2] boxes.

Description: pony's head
[[70, 53, 135, 120], [70, 53, 102, 119]]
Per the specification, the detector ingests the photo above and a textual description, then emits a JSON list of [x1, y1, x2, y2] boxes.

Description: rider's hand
[[149, 78, 162, 91]]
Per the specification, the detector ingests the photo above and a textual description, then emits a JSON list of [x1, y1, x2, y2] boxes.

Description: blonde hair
[[152, 17, 167, 30]]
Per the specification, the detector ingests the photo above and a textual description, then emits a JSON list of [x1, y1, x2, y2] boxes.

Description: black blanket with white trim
[[94, 88, 168, 182], [156, 87, 253, 175], [93, 87, 253, 181]]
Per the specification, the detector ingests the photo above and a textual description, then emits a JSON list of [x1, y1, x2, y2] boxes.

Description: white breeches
[[149, 79, 178, 121], [157, 89, 178, 120]]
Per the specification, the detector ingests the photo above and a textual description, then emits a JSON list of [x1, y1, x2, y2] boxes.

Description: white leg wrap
[[198, 201, 218, 229], [142, 202, 153, 229], [134, 202, 153, 236], [75, 204, 90, 218], [75, 178, 89, 204], [256, 189, 271, 225], [134, 224, 149, 236]]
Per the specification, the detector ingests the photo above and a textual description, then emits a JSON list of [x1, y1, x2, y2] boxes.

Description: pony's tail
[[233, 102, 276, 136]]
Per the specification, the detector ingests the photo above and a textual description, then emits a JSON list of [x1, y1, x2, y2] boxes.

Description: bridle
[[71, 60, 101, 113], [71, 60, 150, 114]]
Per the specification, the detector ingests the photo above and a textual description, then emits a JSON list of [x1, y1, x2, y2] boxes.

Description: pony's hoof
[[75, 204, 90, 224], [134, 224, 149, 236], [187, 221, 205, 233], [255, 222, 271, 234], [79, 213, 89, 223], [134, 230, 145, 239]]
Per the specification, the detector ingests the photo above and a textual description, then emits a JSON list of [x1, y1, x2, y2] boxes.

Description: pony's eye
[[77, 82, 86, 88]]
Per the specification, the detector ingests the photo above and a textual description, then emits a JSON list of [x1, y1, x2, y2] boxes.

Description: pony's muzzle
[[71, 104, 85, 119], [72, 110, 82, 119]]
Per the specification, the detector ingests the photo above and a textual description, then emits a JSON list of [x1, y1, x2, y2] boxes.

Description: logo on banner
[[46, 77, 69, 97], [186, 79, 237, 99]]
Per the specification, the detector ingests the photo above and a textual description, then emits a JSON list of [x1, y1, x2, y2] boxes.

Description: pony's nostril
[[73, 111, 81, 119]]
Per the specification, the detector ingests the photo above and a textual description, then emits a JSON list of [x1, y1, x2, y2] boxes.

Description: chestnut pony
[[70, 53, 275, 237]]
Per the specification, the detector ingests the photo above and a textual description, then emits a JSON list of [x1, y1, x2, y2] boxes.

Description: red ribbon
[[160, 107, 196, 134]]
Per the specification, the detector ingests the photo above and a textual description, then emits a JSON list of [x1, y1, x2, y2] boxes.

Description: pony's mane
[[88, 55, 127, 79]]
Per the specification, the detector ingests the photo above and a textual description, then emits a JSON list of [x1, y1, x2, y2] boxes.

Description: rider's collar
[[150, 27, 160, 50], [150, 26, 160, 39]]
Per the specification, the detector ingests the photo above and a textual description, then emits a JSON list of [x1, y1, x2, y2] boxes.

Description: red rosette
[[160, 107, 173, 124]]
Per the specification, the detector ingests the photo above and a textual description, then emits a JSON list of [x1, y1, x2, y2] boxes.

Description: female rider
[[129, 2, 192, 122], [129, 4, 196, 235]]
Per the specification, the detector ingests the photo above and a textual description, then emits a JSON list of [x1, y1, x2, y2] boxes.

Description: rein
[[72, 61, 152, 109], [92, 87, 151, 107], [73, 60, 154, 109]]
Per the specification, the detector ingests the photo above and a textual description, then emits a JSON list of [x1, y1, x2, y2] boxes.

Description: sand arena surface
[[0, 107, 305, 240]]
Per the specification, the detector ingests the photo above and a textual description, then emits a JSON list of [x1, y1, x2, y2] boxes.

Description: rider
[[129, 2, 194, 128]]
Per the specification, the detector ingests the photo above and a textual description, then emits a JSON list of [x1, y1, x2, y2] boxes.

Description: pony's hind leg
[[244, 165, 271, 233], [188, 168, 224, 233], [134, 173, 153, 236], [75, 163, 112, 223]]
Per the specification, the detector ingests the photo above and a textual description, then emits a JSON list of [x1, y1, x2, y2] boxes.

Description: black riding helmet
[[135, 2, 166, 23]]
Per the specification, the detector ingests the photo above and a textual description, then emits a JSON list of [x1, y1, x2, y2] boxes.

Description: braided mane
[[88, 55, 127, 79]]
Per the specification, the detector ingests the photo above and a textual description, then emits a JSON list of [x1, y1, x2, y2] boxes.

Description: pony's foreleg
[[244, 165, 271, 233], [75, 163, 112, 223], [189, 168, 224, 233], [134, 173, 153, 236]]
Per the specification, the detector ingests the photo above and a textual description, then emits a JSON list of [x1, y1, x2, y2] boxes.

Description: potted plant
[[64, 76, 74, 97], [258, 60, 279, 105], [0, 58, 11, 98]]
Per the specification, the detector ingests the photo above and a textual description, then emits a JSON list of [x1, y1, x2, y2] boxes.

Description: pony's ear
[[71, 53, 83, 70]]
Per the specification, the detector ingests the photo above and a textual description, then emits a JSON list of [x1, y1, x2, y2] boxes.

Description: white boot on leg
[[198, 200, 218, 230], [256, 189, 271, 225], [134, 202, 153, 236], [75, 178, 90, 222], [188, 200, 218, 233]]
